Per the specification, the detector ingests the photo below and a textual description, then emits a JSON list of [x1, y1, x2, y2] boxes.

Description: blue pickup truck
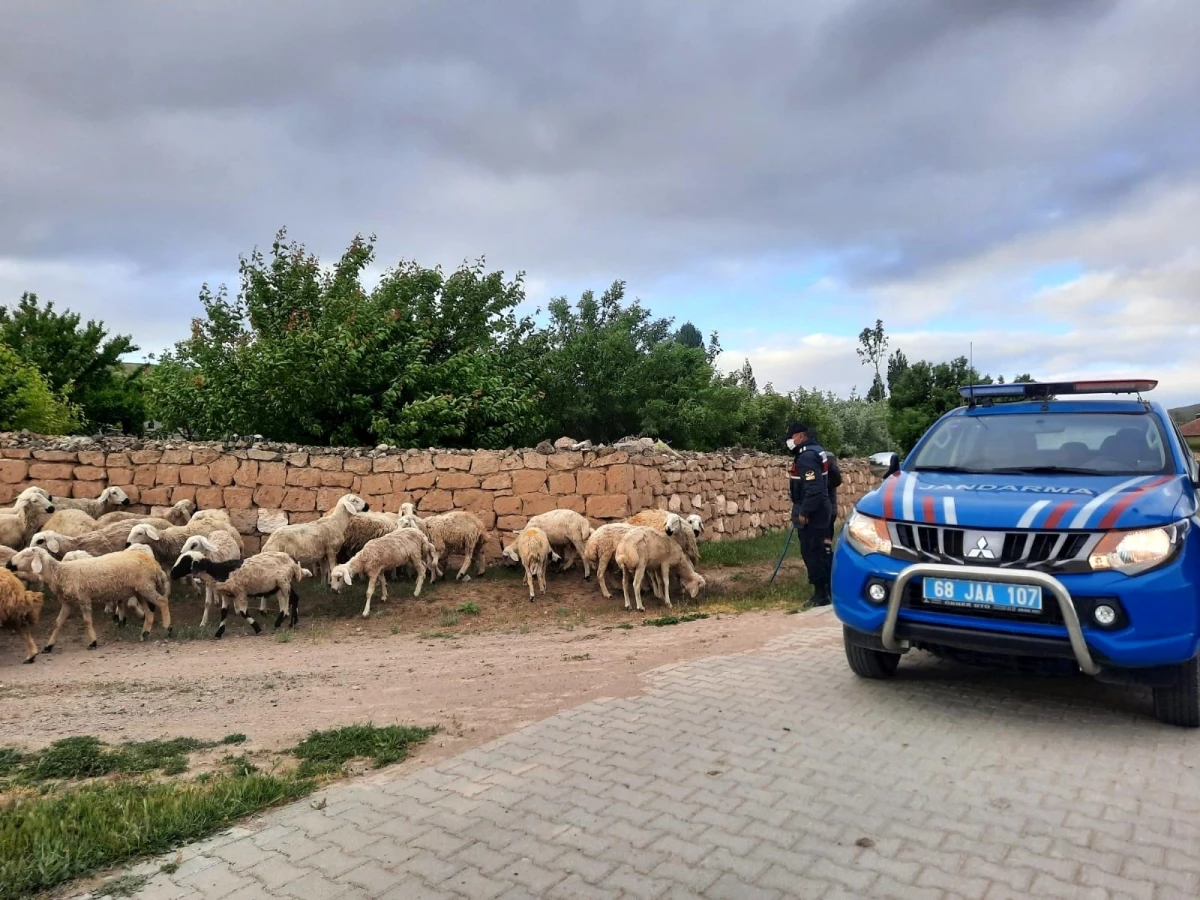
[[832, 379, 1200, 727]]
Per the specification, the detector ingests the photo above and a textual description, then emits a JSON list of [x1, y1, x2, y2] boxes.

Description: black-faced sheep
[[0, 567, 43, 664], [171, 532, 243, 627], [198, 552, 312, 637], [6, 546, 171, 650], [502, 526, 560, 602], [613, 527, 706, 612]]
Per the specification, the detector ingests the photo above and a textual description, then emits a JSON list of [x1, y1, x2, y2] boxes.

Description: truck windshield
[[910, 412, 1174, 476]]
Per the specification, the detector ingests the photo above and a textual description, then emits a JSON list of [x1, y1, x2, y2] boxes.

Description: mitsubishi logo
[[966, 537, 996, 560]]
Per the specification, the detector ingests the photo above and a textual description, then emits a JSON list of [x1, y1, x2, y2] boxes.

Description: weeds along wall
[[0, 435, 881, 557]]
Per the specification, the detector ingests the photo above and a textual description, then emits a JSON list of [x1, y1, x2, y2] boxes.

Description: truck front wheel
[[1152, 656, 1200, 728], [844, 627, 901, 679]]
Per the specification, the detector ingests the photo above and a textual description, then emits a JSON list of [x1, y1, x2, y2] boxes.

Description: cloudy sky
[[3, 1, 1199, 407]]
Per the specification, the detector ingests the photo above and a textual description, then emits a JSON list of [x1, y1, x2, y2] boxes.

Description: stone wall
[[0, 435, 881, 557]]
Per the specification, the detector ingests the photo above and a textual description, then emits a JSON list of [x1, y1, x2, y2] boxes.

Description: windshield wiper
[[910, 465, 983, 474], [988, 466, 1105, 476]]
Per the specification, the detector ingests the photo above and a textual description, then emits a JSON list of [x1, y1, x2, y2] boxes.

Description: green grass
[[706, 577, 814, 613], [642, 612, 710, 627], [94, 874, 151, 897], [292, 723, 438, 778], [456, 601, 481, 616], [439, 612, 461, 627], [0, 724, 436, 900], [699, 529, 793, 567]]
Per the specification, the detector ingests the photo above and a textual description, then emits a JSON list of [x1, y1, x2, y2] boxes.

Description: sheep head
[[180, 534, 216, 557], [101, 487, 132, 507], [126, 524, 160, 546], [329, 563, 352, 590], [663, 512, 683, 535], [502, 538, 521, 563], [29, 531, 65, 556], [686, 514, 703, 535], [399, 502, 416, 517], [9, 547, 50, 576], [682, 569, 707, 598], [170, 550, 202, 580], [338, 494, 370, 514], [16, 486, 50, 503], [19, 494, 55, 515]]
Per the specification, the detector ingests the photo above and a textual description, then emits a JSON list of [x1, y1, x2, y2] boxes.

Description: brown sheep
[[0, 567, 43, 664]]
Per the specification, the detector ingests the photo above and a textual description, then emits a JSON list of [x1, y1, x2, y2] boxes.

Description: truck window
[[910, 412, 1173, 476]]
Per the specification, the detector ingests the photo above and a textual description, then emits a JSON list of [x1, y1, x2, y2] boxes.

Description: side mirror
[[868, 451, 900, 479]]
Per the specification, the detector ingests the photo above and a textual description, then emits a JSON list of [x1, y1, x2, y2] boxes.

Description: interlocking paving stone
[[88, 609, 1200, 899]]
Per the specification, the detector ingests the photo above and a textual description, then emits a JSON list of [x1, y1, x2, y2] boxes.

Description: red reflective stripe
[[1043, 501, 1075, 529], [882, 474, 899, 519], [921, 495, 936, 524], [1097, 476, 1174, 530]]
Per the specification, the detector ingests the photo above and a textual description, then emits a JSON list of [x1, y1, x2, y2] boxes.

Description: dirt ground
[[0, 555, 810, 769]]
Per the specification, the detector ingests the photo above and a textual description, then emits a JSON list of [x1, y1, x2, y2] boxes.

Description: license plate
[[922, 578, 1043, 613]]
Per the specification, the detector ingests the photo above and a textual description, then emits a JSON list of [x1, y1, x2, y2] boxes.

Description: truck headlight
[[845, 512, 893, 557], [1088, 523, 1185, 575]]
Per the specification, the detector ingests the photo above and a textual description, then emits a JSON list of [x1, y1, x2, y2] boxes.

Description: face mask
[[785, 439, 796, 451]]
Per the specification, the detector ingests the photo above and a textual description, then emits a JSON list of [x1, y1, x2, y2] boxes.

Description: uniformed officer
[[786, 422, 833, 606], [820, 447, 843, 568]]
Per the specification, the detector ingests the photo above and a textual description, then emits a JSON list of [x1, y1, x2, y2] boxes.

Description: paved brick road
[[93, 609, 1200, 899]]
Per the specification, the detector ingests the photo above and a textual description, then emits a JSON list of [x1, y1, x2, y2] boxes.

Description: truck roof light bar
[[958, 379, 1157, 400]]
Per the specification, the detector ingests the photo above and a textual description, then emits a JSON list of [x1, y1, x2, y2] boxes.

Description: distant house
[[1180, 416, 1200, 452]]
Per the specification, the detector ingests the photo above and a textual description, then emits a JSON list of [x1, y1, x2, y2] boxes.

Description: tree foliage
[[145, 231, 544, 448], [0, 343, 80, 434], [0, 293, 145, 433], [857, 318, 889, 401]]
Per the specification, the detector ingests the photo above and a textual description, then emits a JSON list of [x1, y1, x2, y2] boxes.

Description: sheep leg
[[326, 550, 339, 589], [145, 590, 171, 638], [237, 597, 263, 635], [413, 561, 426, 598], [473, 543, 486, 576], [525, 565, 537, 602], [362, 573, 378, 618], [137, 594, 157, 641], [560, 545, 576, 573], [538, 563, 548, 595], [380, 574, 389, 602], [20, 626, 38, 664], [288, 587, 300, 627], [79, 601, 98, 649], [633, 563, 647, 612], [660, 562, 673, 609], [621, 567, 633, 611], [273, 591, 287, 630], [456, 544, 474, 582], [214, 595, 234, 639], [574, 538, 591, 579], [596, 551, 613, 598], [43, 601, 73, 653]]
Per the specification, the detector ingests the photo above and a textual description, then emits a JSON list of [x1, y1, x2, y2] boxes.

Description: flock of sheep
[[0, 483, 708, 665]]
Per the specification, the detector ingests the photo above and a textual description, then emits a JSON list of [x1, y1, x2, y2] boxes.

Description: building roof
[[1179, 417, 1200, 437]]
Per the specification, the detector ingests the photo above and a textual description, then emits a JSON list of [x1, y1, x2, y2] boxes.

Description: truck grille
[[889, 524, 1096, 573]]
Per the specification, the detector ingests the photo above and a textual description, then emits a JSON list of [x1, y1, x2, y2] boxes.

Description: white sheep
[[261, 493, 369, 585], [47, 486, 132, 519], [583, 522, 637, 599], [61, 549, 151, 627], [169, 532, 243, 627], [331, 529, 436, 618], [0, 493, 56, 547], [627, 508, 684, 535], [29, 516, 174, 558], [422, 510, 487, 581], [96, 499, 195, 528], [7, 545, 172, 650], [0, 486, 51, 516], [198, 552, 312, 637], [41, 508, 101, 538], [0, 567, 43, 664], [526, 509, 593, 578], [613, 526, 706, 612], [399, 502, 416, 518], [339, 511, 401, 561], [503, 526, 560, 602], [125, 519, 241, 568], [626, 510, 697, 596]]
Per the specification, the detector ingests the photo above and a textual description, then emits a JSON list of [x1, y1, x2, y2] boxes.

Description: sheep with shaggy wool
[[583, 523, 638, 599], [339, 511, 401, 561], [6, 546, 171, 650], [29, 516, 174, 559], [0, 567, 43, 664], [46, 486, 132, 519], [61, 549, 151, 627], [0, 493, 56, 548], [261, 494, 369, 584], [182, 551, 311, 637], [422, 510, 487, 581], [170, 532, 243, 627], [613, 526, 706, 612], [526, 509, 593, 578], [625, 510, 697, 595], [41, 508, 101, 538], [331, 529, 436, 618], [503, 526, 560, 602], [96, 499, 196, 528]]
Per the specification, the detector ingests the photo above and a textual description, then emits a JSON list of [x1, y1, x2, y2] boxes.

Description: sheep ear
[[31, 553, 43, 575], [343, 570, 353, 585], [47, 536, 59, 554]]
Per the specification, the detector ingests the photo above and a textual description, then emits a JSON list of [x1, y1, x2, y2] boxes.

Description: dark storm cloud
[[1, 0, 1196, 286]]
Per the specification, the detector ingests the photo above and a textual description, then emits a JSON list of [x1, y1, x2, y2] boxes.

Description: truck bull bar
[[881, 563, 1101, 676]]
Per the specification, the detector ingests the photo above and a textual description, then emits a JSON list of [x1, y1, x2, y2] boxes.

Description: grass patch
[[274, 630, 294, 643], [642, 612, 710, 628], [699, 529, 793, 567], [440, 612, 461, 627], [0, 723, 435, 900], [419, 630, 453, 640], [456, 601, 481, 616], [292, 723, 438, 778]]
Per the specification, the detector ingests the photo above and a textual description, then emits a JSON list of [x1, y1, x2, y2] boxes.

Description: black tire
[[843, 627, 901, 679], [1152, 656, 1200, 728]]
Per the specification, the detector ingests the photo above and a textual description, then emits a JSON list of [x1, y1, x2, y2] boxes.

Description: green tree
[[857, 319, 889, 400], [887, 356, 990, 453], [674, 321, 704, 349], [0, 344, 79, 434], [0, 293, 145, 433], [145, 231, 544, 448]]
